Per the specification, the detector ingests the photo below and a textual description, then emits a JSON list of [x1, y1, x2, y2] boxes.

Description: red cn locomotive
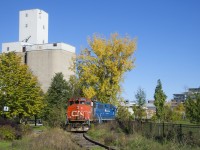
[[66, 97, 93, 131]]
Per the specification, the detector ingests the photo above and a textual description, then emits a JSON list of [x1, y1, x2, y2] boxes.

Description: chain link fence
[[118, 120, 200, 146]]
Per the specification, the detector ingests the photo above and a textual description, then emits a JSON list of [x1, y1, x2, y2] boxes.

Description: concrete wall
[[26, 49, 75, 92]]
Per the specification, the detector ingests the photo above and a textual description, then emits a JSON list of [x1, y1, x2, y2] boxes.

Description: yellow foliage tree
[[76, 33, 136, 105]]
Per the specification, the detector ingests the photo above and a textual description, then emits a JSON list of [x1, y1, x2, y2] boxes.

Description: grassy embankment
[[0, 126, 81, 150], [87, 121, 200, 150], [0, 141, 11, 150]]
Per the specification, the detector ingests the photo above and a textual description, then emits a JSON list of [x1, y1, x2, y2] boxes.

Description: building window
[[23, 47, 26, 52], [25, 24, 28, 28], [25, 13, 28, 17], [53, 43, 57, 47], [43, 25, 45, 30], [7, 47, 9, 51], [24, 53, 27, 64]]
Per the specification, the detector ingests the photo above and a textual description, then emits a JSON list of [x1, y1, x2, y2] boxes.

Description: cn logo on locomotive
[[71, 110, 85, 117]]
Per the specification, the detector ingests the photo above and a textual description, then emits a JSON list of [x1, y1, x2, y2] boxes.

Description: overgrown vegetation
[[0, 117, 32, 141], [185, 93, 200, 123], [0, 125, 16, 141], [87, 122, 200, 150], [12, 128, 80, 150]]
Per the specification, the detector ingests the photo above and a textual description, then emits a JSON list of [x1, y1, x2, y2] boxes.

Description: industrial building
[[1, 9, 75, 92]]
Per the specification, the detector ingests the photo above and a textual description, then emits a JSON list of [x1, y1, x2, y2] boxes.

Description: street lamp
[[2, 91, 9, 119]]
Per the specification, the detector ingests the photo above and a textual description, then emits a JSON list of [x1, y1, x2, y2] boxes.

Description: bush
[[43, 105, 66, 128], [0, 125, 16, 141]]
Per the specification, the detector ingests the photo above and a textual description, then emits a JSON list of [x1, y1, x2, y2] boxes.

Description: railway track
[[71, 132, 116, 150]]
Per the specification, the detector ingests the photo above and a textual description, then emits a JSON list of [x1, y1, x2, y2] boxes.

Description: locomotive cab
[[66, 98, 93, 131]]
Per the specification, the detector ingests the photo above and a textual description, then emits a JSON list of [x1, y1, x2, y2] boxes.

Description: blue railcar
[[93, 101, 117, 123]]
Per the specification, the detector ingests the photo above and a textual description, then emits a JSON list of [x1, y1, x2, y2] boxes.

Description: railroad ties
[[71, 132, 101, 149], [70, 132, 116, 150]]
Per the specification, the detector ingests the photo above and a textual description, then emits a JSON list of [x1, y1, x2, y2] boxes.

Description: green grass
[[32, 125, 48, 131], [0, 141, 12, 150], [173, 120, 200, 125]]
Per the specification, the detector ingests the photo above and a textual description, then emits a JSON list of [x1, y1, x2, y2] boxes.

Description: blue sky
[[0, 0, 200, 101]]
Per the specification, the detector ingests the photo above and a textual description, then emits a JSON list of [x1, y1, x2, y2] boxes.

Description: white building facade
[[1, 9, 75, 92], [19, 9, 48, 44]]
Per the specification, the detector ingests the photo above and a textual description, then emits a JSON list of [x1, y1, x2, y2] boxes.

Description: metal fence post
[[179, 124, 182, 142], [163, 122, 165, 138]]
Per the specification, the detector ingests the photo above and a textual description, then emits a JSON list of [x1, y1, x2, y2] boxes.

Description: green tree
[[154, 79, 167, 121], [185, 93, 200, 123], [174, 103, 185, 112], [43, 72, 71, 127], [117, 105, 132, 121], [163, 103, 182, 122], [75, 33, 136, 105], [0, 52, 45, 120], [68, 75, 83, 98], [133, 88, 146, 120], [135, 88, 146, 106], [45, 72, 71, 106]]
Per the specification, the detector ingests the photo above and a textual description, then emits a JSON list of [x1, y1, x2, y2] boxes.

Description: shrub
[[88, 122, 200, 150], [43, 105, 66, 128], [104, 134, 116, 145], [0, 125, 16, 141], [19, 124, 33, 136]]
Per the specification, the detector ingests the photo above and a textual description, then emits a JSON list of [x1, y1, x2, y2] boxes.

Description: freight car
[[66, 97, 117, 131]]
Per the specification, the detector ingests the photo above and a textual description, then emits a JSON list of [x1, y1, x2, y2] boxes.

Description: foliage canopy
[[45, 72, 71, 106], [0, 52, 45, 119], [75, 33, 136, 105], [185, 93, 200, 123]]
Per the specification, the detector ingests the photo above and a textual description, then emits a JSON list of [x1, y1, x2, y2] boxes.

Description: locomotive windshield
[[85, 101, 91, 105], [69, 101, 74, 105], [68, 97, 92, 106], [80, 101, 85, 104]]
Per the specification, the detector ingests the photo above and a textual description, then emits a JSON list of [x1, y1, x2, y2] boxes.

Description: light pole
[[2, 91, 9, 119]]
